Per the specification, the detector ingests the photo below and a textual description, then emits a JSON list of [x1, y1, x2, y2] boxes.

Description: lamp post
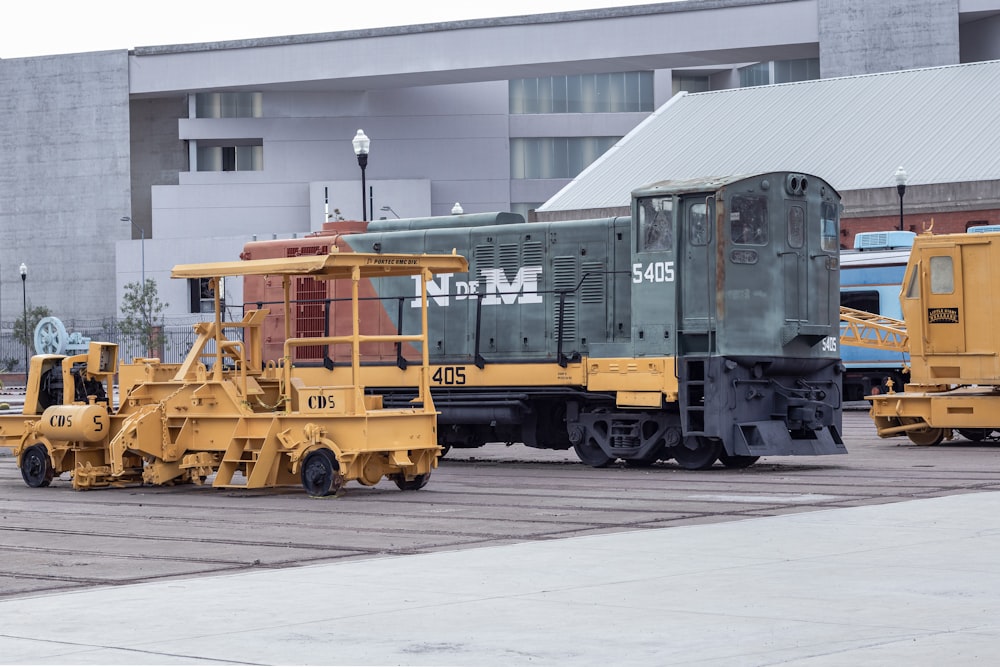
[[122, 215, 145, 288], [19, 263, 27, 383], [895, 166, 907, 232], [380, 205, 399, 219], [352, 129, 370, 221]]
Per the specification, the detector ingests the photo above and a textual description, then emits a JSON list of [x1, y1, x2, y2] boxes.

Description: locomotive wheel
[[958, 428, 993, 442], [671, 437, 720, 470], [392, 471, 431, 491], [20, 444, 54, 488], [301, 449, 342, 497], [900, 419, 946, 446], [573, 440, 614, 468], [718, 452, 760, 469]]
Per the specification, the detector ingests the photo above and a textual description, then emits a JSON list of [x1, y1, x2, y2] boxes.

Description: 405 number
[[432, 366, 467, 385]]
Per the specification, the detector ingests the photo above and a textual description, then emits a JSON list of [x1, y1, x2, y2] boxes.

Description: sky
[[1, 0, 676, 59]]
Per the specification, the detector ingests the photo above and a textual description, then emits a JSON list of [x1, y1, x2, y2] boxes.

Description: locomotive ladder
[[678, 357, 708, 435]]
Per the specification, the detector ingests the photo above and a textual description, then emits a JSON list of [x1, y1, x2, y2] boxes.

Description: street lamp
[[380, 205, 399, 219], [352, 129, 370, 221], [19, 263, 27, 383], [122, 215, 145, 288], [895, 166, 907, 232]]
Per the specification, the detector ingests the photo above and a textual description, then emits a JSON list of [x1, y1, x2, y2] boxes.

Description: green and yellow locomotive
[[243, 172, 846, 468]]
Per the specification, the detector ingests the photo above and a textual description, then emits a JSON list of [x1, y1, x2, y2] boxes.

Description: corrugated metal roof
[[539, 60, 1000, 212]]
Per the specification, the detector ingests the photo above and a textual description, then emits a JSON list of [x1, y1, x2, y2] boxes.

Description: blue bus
[[839, 231, 913, 401]]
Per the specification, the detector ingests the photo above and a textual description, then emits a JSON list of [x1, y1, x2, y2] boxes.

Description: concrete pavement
[[2, 491, 999, 665]]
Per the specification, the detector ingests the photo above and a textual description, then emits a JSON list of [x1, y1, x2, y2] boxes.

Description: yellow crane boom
[[839, 306, 908, 352]]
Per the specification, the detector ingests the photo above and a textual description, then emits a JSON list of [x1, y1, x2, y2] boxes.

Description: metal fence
[[0, 317, 216, 373]]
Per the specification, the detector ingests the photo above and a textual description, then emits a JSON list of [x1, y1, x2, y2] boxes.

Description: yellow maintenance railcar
[[841, 229, 1000, 444], [0, 251, 468, 496]]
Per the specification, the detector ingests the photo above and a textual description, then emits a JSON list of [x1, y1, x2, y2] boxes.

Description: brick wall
[[840, 208, 1000, 249]]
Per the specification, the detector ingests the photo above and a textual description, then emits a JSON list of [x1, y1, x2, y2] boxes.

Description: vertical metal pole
[[20, 270, 27, 384], [360, 163, 368, 222]]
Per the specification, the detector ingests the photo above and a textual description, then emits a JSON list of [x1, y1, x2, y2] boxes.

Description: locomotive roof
[[172, 251, 468, 280], [631, 174, 753, 196]]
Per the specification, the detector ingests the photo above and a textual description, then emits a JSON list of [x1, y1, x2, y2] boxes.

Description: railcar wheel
[[573, 440, 614, 468], [958, 428, 993, 442], [392, 471, 431, 491], [301, 449, 342, 497], [671, 437, 720, 470], [900, 419, 946, 446], [20, 444, 54, 488], [718, 452, 760, 469]]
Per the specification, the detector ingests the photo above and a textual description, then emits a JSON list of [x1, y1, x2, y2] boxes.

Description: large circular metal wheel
[[20, 444, 54, 488], [900, 418, 946, 446], [573, 439, 615, 468], [958, 428, 993, 442], [392, 471, 431, 491], [718, 452, 760, 469], [34, 316, 68, 355], [671, 437, 720, 470], [300, 449, 342, 497]]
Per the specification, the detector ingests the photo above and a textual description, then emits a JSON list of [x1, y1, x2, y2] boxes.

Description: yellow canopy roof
[[171, 251, 468, 280]]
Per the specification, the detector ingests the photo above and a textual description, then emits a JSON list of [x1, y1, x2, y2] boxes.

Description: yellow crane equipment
[[846, 230, 1000, 444]]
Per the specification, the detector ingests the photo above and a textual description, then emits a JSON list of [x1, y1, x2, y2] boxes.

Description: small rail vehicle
[[1, 251, 468, 496]]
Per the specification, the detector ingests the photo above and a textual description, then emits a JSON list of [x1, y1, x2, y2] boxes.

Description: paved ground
[[2, 407, 1000, 664]]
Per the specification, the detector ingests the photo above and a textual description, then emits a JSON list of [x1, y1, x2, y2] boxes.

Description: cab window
[[688, 202, 709, 246], [730, 195, 767, 245], [820, 201, 839, 251], [638, 197, 673, 251]]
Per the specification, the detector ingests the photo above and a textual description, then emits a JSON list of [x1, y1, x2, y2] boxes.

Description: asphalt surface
[[2, 404, 1000, 665]]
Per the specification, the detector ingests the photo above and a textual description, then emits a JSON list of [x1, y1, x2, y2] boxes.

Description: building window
[[190, 278, 223, 314], [672, 75, 710, 95], [739, 62, 770, 87], [195, 92, 263, 118], [740, 59, 820, 88], [196, 144, 264, 172], [774, 58, 820, 83], [510, 137, 619, 179], [510, 72, 653, 114]]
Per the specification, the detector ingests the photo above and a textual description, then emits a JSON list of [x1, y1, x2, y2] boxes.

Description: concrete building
[[1, 0, 999, 334]]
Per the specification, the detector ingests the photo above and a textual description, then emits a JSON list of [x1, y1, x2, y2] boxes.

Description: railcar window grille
[[581, 261, 605, 303], [552, 257, 579, 342], [638, 197, 673, 251], [730, 195, 768, 245], [521, 241, 543, 268], [289, 246, 327, 360], [787, 205, 804, 248], [474, 245, 496, 272], [499, 243, 521, 278]]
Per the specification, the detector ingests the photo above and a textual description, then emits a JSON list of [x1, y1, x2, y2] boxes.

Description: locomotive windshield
[[638, 197, 673, 251]]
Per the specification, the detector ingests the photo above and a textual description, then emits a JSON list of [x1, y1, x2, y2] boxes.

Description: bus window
[[841, 290, 879, 314], [638, 197, 673, 251], [730, 194, 768, 245]]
